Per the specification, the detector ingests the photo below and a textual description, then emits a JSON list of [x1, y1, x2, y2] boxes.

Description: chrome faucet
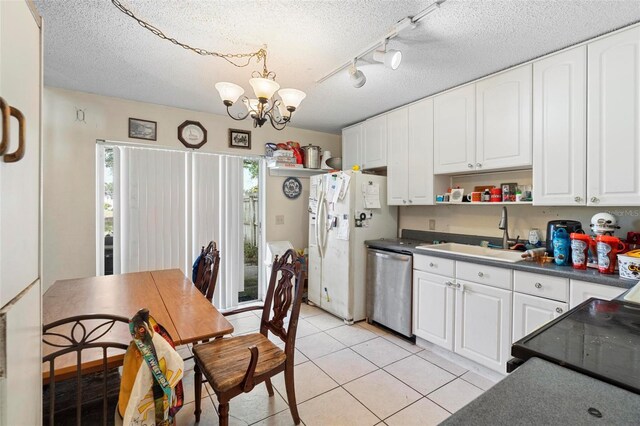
[[498, 206, 510, 249]]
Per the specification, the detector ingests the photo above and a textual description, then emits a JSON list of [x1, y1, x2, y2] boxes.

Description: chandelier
[[111, 0, 305, 130], [215, 49, 306, 130]]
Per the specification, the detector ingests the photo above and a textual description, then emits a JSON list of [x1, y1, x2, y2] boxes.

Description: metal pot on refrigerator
[[302, 144, 322, 169]]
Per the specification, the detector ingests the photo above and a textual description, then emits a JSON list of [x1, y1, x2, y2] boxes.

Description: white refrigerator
[[308, 171, 397, 323]]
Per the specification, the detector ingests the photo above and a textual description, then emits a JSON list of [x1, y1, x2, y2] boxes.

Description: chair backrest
[[43, 314, 130, 426], [259, 249, 304, 356], [194, 241, 221, 302]]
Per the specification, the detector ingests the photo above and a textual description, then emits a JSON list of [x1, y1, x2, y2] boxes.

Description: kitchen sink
[[415, 242, 525, 263]]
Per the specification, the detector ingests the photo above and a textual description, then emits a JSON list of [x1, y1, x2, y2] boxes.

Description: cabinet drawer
[[456, 261, 512, 290], [413, 254, 455, 276], [514, 271, 569, 302]]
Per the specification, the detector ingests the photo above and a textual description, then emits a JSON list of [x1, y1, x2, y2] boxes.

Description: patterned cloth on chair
[[117, 309, 184, 425]]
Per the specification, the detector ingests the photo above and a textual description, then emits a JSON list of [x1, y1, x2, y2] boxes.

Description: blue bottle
[[553, 228, 571, 266]]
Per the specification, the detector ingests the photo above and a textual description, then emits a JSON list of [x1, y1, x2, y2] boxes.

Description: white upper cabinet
[[0, 0, 41, 306], [434, 84, 476, 174], [387, 98, 436, 206], [387, 107, 409, 205], [408, 98, 435, 204], [362, 114, 388, 169], [587, 26, 640, 206], [476, 65, 533, 171], [533, 47, 587, 206], [342, 124, 362, 171]]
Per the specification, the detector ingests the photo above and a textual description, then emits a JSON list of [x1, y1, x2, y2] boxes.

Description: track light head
[[373, 49, 402, 70], [349, 64, 366, 88]]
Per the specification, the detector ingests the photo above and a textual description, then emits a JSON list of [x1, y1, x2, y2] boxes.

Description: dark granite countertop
[[365, 231, 637, 290], [441, 357, 640, 425]]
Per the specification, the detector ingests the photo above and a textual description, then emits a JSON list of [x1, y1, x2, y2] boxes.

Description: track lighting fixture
[[349, 62, 367, 88], [316, 0, 445, 84], [373, 48, 402, 70]]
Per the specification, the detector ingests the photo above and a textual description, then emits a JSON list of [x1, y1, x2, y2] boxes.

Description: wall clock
[[178, 120, 207, 149], [282, 177, 302, 200]]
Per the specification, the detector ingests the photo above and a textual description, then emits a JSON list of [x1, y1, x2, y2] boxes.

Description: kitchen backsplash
[[400, 205, 640, 242]]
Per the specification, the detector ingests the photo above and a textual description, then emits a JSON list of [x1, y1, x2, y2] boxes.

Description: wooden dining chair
[[194, 241, 221, 302], [42, 314, 130, 426], [192, 249, 304, 426]]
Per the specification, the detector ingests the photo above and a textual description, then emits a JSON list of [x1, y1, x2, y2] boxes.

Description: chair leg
[[264, 377, 275, 396], [218, 399, 229, 426], [284, 362, 301, 425], [194, 364, 202, 422]]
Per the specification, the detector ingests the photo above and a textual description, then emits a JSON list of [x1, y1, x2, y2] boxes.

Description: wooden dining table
[[42, 269, 234, 382]]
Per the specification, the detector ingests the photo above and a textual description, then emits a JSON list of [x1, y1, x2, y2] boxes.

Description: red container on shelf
[[490, 188, 502, 202]]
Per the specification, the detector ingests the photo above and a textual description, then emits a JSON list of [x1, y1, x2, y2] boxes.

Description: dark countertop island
[[441, 357, 640, 426]]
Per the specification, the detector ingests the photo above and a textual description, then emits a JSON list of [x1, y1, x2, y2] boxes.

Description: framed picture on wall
[[128, 118, 157, 141], [229, 128, 251, 149]]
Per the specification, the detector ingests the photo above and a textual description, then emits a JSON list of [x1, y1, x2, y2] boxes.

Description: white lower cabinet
[[569, 279, 626, 308], [512, 292, 568, 342], [413, 270, 455, 350], [454, 280, 512, 372]]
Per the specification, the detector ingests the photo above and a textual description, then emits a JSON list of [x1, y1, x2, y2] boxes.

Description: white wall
[[400, 205, 640, 242], [42, 87, 340, 289]]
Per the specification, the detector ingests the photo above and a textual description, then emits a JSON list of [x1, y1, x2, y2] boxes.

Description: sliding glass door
[[96, 142, 265, 309]]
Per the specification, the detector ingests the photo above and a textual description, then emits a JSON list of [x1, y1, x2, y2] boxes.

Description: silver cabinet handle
[[535, 282, 542, 289], [445, 281, 454, 287], [467, 163, 473, 168], [429, 262, 435, 267], [574, 196, 582, 203], [476, 163, 482, 168], [477, 272, 484, 277], [590, 196, 599, 203], [403, 200, 407, 204], [556, 307, 563, 314], [408, 200, 413, 203]]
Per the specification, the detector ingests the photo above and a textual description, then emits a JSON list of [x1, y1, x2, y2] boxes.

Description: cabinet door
[[454, 280, 512, 372], [587, 26, 640, 206], [433, 84, 475, 174], [408, 98, 435, 204], [513, 292, 568, 342], [569, 280, 626, 309], [476, 65, 532, 171], [342, 124, 362, 171], [533, 46, 587, 206], [413, 270, 455, 350], [0, 0, 41, 306], [362, 115, 387, 169], [387, 108, 409, 205]]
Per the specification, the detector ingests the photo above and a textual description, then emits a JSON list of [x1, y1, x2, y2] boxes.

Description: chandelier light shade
[[278, 88, 306, 111], [249, 77, 280, 100], [214, 82, 245, 105]]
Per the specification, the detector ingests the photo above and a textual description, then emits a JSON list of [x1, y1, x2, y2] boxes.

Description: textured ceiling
[[35, 0, 640, 134]]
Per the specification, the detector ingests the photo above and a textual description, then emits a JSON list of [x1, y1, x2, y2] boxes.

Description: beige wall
[[400, 205, 640, 241], [43, 87, 340, 289]]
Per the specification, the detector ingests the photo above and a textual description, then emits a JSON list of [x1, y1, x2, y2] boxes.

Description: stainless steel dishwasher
[[366, 248, 413, 338]]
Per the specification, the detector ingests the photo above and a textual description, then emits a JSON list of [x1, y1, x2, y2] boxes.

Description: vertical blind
[[192, 153, 244, 309], [113, 146, 245, 309], [116, 146, 188, 273]]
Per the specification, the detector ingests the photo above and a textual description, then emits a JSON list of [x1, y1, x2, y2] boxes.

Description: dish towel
[[118, 309, 184, 425]]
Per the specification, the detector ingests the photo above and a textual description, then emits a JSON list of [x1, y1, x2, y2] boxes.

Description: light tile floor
[[176, 304, 501, 426]]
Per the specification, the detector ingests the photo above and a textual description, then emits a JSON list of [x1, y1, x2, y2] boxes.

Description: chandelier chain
[[111, 0, 267, 69]]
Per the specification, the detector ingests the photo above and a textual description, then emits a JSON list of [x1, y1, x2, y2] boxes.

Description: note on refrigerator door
[[338, 173, 351, 200], [327, 175, 342, 204], [362, 183, 381, 208], [337, 215, 350, 240]]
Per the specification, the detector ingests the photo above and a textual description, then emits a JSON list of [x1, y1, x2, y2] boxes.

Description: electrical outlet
[[428, 219, 436, 230], [275, 215, 285, 225]]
